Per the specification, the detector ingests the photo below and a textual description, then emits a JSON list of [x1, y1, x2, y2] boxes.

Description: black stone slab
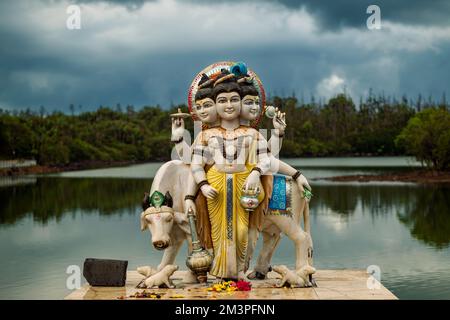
[[83, 258, 128, 287]]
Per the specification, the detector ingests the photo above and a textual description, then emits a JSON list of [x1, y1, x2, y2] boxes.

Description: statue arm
[[269, 156, 296, 176], [171, 117, 193, 161], [267, 109, 286, 157], [255, 132, 272, 175], [268, 129, 284, 157], [191, 147, 218, 199], [269, 157, 312, 192], [190, 133, 210, 184], [183, 169, 198, 216], [173, 139, 191, 160]]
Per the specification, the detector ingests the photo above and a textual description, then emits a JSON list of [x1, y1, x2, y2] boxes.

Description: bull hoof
[[309, 275, 317, 287], [247, 271, 266, 280], [136, 279, 146, 289]]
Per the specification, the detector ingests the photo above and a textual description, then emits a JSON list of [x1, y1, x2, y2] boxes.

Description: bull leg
[[157, 239, 184, 271], [305, 233, 316, 286], [250, 231, 281, 279], [245, 226, 260, 272], [292, 231, 316, 286], [285, 227, 310, 271]]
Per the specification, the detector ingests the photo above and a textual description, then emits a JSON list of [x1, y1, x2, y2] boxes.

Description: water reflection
[[0, 178, 150, 225], [312, 185, 358, 215], [397, 185, 450, 249], [0, 178, 450, 249], [2, 178, 449, 250], [1, 176, 450, 299], [311, 184, 450, 249]]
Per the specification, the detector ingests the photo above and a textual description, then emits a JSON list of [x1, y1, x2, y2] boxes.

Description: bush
[[69, 139, 110, 162], [39, 136, 70, 165], [396, 108, 450, 170]]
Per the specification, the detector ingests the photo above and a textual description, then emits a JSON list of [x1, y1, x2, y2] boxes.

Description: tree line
[[1, 93, 449, 170]]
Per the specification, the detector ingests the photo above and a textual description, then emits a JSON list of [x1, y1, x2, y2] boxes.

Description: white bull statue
[[140, 159, 314, 282], [140, 160, 193, 271]]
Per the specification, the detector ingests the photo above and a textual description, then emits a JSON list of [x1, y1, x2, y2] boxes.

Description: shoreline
[[0, 159, 162, 177], [2, 159, 449, 184], [319, 170, 450, 184]]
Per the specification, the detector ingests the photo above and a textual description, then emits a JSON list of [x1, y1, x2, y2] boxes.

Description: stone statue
[[139, 61, 315, 287]]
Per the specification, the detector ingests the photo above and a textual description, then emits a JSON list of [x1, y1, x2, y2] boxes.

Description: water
[[1, 157, 449, 300]]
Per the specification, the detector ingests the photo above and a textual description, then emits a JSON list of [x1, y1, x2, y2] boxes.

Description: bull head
[[139, 190, 178, 250]]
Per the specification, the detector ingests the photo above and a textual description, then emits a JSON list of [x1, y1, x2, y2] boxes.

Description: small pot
[[240, 187, 261, 212]]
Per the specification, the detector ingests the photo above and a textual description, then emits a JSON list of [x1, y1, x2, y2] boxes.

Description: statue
[[189, 68, 274, 281], [139, 61, 315, 288]]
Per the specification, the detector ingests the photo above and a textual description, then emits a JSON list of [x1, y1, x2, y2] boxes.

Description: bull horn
[[164, 191, 173, 208], [142, 192, 150, 211]]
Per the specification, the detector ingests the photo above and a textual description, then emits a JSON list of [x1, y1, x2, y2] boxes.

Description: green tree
[[396, 107, 450, 170]]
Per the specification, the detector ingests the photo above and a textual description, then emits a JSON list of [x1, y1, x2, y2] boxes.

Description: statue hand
[[297, 174, 311, 191], [184, 199, 196, 215], [171, 117, 185, 142], [244, 171, 261, 191], [272, 107, 286, 133], [200, 184, 218, 199], [295, 174, 312, 200]]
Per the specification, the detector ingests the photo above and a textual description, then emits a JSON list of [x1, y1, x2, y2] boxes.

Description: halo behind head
[[188, 61, 266, 127]]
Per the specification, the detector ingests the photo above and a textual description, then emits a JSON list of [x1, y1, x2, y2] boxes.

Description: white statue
[[141, 61, 315, 285]]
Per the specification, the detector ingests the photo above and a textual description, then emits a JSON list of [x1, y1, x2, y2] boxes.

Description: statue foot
[[247, 270, 266, 280]]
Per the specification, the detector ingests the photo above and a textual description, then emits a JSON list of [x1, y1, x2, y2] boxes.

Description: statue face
[[195, 97, 217, 124], [216, 91, 241, 121], [240, 95, 260, 121]]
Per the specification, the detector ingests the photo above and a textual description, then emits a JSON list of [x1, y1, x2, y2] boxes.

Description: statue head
[[194, 74, 218, 125], [230, 62, 261, 124], [239, 79, 260, 123], [212, 69, 242, 121]]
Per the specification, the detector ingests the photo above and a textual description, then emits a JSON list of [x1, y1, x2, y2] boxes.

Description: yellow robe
[[206, 164, 265, 279]]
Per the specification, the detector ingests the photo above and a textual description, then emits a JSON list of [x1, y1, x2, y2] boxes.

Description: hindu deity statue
[[169, 61, 312, 281]]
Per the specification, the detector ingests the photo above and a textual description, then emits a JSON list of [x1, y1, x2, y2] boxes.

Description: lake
[[1, 157, 449, 300]]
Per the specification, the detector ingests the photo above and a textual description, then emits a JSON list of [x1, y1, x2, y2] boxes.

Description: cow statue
[[140, 160, 193, 271]]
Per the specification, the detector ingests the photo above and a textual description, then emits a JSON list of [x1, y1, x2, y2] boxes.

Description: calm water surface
[[1, 157, 449, 299]]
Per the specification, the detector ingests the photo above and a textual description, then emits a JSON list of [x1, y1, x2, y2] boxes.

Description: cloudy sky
[[1, 0, 449, 112]]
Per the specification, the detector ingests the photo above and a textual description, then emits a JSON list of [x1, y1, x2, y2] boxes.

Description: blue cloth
[[269, 174, 287, 210]]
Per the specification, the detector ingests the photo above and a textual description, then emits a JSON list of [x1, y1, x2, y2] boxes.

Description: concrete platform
[[65, 269, 397, 300]]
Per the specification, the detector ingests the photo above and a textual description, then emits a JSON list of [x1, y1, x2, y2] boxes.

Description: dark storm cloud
[[0, 0, 449, 112], [273, 0, 450, 29], [75, 0, 450, 28], [73, 0, 150, 10]]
